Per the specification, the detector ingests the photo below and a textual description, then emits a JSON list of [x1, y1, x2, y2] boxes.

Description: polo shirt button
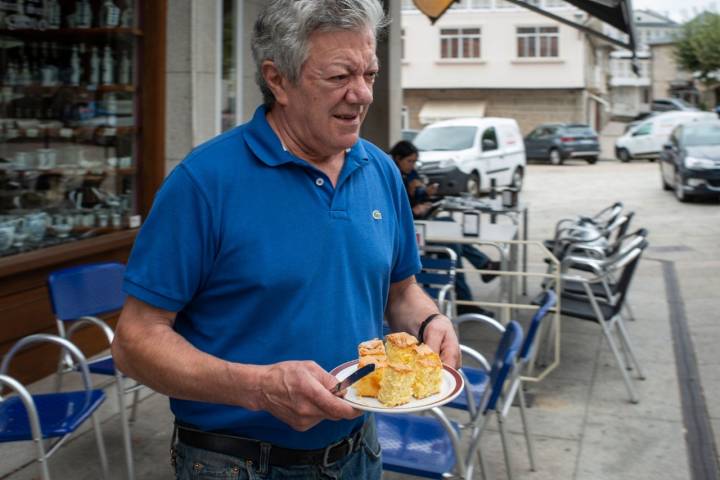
[[315, 178, 324, 186]]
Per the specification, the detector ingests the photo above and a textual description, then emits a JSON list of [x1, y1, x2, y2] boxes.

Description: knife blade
[[331, 363, 375, 394]]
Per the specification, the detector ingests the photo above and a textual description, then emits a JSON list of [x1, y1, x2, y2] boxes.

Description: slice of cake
[[413, 344, 443, 399], [384, 332, 418, 368], [355, 354, 386, 397], [377, 362, 415, 406], [358, 338, 385, 357]]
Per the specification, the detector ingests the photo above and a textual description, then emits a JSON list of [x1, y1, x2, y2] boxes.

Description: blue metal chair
[[449, 289, 557, 476], [0, 334, 109, 480], [417, 245, 458, 318], [47, 262, 138, 480], [377, 321, 524, 479]]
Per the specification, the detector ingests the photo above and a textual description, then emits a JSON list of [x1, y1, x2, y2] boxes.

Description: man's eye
[[331, 75, 348, 81], [366, 72, 378, 81]]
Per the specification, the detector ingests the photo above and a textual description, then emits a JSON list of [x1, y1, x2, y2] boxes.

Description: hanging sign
[[413, 0, 460, 24]]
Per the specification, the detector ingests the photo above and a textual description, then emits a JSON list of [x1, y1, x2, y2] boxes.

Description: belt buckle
[[322, 436, 352, 467]]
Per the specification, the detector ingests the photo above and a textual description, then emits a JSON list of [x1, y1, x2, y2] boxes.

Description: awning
[[414, 0, 637, 53], [418, 100, 486, 125]]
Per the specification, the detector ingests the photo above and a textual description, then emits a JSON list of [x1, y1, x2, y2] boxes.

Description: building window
[[516, 26, 559, 58], [440, 28, 481, 59], [401, 28, 405, 60]]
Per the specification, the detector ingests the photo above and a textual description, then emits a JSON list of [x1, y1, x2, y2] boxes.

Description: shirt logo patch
[[372, 210, 382, 220]]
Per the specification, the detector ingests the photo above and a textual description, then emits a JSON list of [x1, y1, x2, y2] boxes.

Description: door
[[480, 126, 506, 188], [524, 127, 544, 158], [629, 121, 654, 155]]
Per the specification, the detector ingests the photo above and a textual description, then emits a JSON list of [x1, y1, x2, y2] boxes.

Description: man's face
[[281, 28, 378, 157]]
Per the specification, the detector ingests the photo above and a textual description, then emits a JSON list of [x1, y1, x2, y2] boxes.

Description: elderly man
[[112, 1, 460, 478]]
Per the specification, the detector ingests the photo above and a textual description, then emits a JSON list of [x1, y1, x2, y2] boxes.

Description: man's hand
[[256, 360, 364, 431], [421, 315, 461, 369]]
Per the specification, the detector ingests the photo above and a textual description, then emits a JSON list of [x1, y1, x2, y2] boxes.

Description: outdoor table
[[415, 219, 519, 323]]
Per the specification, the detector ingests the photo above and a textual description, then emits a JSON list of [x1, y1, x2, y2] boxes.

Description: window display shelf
[[0, 27, 142, 39]]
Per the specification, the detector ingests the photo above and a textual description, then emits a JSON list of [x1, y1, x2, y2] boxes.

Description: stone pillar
[[361, 0, 402, 151], [165, 0, 221, 173]]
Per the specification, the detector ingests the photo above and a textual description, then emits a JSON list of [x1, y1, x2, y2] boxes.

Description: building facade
[[400, 0, 611, 134]]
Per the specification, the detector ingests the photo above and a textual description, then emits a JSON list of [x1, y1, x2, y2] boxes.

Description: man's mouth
[[334, 112, 361, 122]]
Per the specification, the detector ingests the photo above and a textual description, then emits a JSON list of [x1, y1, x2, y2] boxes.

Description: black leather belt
[[176, 423, 365, 467]]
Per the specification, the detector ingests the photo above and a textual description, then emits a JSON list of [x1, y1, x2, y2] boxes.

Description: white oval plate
[[329, 359, 464, 414]]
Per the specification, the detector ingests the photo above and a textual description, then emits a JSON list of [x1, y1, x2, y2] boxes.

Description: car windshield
[[414, 126, 477, 151], [683, 123, 720, 146], [563, 126, 596, 136]]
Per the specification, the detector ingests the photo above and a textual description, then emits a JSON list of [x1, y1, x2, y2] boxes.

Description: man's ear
[[261, 60, 290, 106]]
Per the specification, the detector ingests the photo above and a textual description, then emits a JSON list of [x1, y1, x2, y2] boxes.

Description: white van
[[615, 111, 717, 162], [414, 117, 526, 196]]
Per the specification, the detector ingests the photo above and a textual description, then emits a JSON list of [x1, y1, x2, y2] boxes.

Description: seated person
[[389, 141, 500, 311]]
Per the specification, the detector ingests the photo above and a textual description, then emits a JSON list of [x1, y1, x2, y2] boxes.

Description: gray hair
[[251, 0, 389, 106]]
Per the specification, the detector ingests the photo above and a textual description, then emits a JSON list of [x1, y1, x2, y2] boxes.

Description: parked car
[[615, 111, 717, 162], [401, 129, 419, 142], [524, 123, 600, 165], [659, 120, 720, 202], [651, 98, 699, 113], [414, 117, 526, 196], [624, 111, 658, 134]]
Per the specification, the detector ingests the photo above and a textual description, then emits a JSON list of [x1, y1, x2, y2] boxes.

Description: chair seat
[[87, 356, 116, 376], [0, 390, 105, 442], [444, 367, 488, 411], [558, 294, 615, 322], [377, 413, 458, 479], [563, 279, 616, 298]]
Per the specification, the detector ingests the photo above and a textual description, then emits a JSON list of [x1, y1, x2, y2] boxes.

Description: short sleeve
[[123, 165, 216, 312]]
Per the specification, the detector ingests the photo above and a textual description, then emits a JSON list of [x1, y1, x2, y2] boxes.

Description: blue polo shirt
[[123, 105, 421, 449]]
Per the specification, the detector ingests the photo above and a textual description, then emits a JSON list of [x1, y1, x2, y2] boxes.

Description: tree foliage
[[675, 12, 720, 84]]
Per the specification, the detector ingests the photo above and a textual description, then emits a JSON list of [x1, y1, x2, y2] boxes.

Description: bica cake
[[355, 354, 387, 397], [385, 332, 418, 368], [358, 338, 385, 357], [413, 343, 443, 399], [377, 362, 415, 406]]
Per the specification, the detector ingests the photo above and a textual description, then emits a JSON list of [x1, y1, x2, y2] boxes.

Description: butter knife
[[331, 363, 375, 394]]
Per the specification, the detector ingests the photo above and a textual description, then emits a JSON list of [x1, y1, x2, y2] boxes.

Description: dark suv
[[524, 123, 600, 165]]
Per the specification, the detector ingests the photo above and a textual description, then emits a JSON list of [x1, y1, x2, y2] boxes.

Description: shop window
[[0, 0, 143, 258]]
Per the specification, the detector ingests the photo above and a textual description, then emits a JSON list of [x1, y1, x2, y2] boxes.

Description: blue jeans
[[172, 417, 382, 480]]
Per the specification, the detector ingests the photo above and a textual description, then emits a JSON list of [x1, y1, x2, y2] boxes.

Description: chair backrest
[[47, 262, 126, 321], [519, 289, 557, 361], [606, 247, 644, 317], [417, 246, 457, 311], [485, 321, 523, 413]]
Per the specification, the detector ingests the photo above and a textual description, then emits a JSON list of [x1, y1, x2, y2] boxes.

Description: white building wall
[[401, 6, 587, 90]]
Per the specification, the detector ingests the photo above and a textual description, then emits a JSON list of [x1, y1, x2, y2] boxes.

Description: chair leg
[[117, 376, 136, 480], [35, 438, 51, 480], [615, 317, 646, 380], [129, 387, 141, 423], [599, 320, 639, 403], [517, 383, 537, 471], [90, 413, 110, 480], [497, 412, 514, 480]]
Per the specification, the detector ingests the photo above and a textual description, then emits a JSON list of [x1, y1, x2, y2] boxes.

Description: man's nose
[[346, 76, 373, 105]]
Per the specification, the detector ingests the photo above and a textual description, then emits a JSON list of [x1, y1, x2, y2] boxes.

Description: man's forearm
[[386, 277, 439, 336], [111, 299, 264, 409]]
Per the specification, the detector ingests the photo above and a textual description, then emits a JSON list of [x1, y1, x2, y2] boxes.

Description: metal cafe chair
[[0, 334, 109, 480], [417, 245, 458, 318], [448, 289, 557, 475], [47, 262, 139, 480], [377, 321, 523, 480], [542, 245, 647, 403]]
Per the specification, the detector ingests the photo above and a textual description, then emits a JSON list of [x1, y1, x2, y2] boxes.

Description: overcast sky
[[633, 0, 718, 21]]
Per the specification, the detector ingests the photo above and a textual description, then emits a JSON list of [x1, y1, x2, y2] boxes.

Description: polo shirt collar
[[242, 105, 370, 171]]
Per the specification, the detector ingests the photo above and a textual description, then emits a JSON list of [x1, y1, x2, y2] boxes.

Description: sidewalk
[[2, 161, 718, 480]]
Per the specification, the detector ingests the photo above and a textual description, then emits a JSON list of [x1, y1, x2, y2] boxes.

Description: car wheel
[[617, 148, 631, 163], [674, 171, 689, 202], [466, 172, 481, 198], [648, 158, 656, 162], [511, 167, 524, 191], [587, 156, 598, 165], [549, 149, 562, 165]]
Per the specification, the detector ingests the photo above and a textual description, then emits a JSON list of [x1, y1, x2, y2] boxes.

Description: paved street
[[2, 159, 719, 480]]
